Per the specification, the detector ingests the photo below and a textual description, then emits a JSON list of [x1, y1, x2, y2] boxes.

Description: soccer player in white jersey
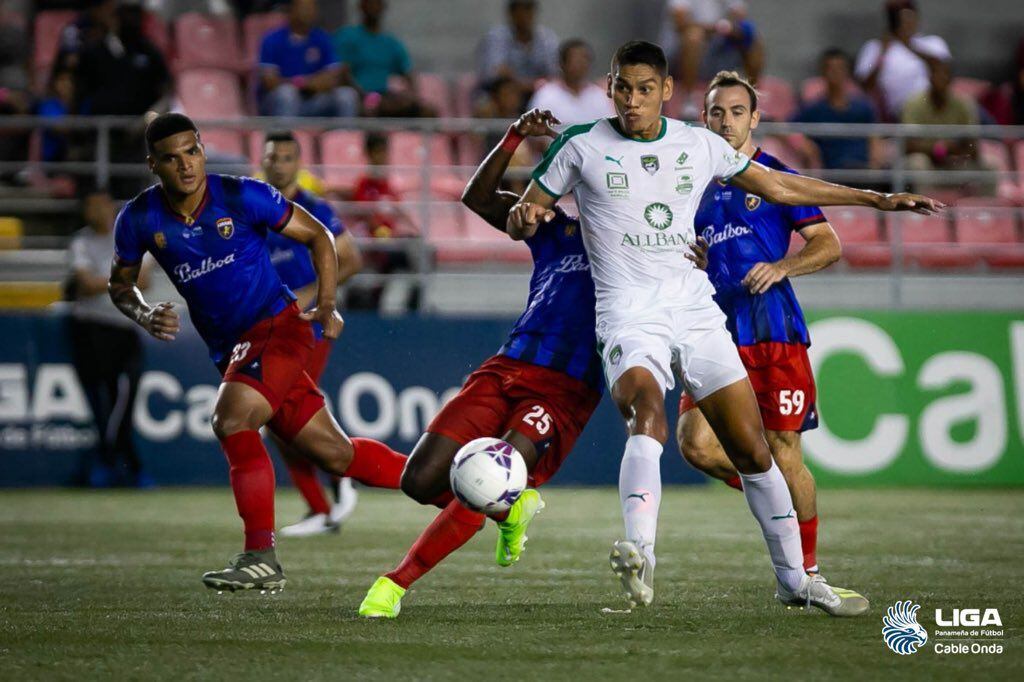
[[507, 41, 942, 614]]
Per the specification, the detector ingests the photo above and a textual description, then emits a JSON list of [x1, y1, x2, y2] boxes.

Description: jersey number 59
[[779, 390, 805, 415]]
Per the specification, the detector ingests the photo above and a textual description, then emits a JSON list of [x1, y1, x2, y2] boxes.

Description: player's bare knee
[[211, 408, 253, 441], [399, 462, 435, 505], [679, 431, 717, 473]]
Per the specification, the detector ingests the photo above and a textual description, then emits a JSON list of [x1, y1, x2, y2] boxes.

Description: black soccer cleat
[[201, 550, 286, 593]]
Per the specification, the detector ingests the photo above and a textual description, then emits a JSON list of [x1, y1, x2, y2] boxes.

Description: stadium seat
[[430, 208, 530, 265], [890, 212, 973, 269], [32, 10, 76, 73], [954, 206, 1024, 268], [415, 73, 453, 119], [757, 136, 804, 169], [453, 72, 478, 118], [976, 139, 1019, 203], [143, 12, 171, 60], [756, 75, 797, 121], [319, 130, 366, 189], [243, 12, 286, 68], [828, 206, 890, 268], [200, 129, 245, 158], [951, 77, 991, 103], [173, 12, 242, 72], [177, 69, 245, 119], [247, 129, 317, 167]]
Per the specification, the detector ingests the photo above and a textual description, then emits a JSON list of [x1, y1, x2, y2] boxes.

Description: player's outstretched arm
[[730, 162, 945, 214], [506, 181, 557, 241], [108, 259, 180, 341], [280, 204, 344, 339], [462, 108, 560, 230]]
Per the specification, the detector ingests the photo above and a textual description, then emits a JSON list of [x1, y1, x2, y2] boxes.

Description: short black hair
[[820, 47, 851, 68], [265, 130, 300, 152], [559, 38, 592, 65], [145, 113, 198, 154], [611, 40, 668, 78]]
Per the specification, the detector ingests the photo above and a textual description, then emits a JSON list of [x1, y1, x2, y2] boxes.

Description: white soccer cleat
[[278, 512, 338, 538], [609, 540, 654, 608], [330, 478, 359, 525], [776, 573, 870, 617]]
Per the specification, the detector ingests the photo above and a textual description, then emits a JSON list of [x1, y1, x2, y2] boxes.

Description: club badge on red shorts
[[216, 217, 235, 239]]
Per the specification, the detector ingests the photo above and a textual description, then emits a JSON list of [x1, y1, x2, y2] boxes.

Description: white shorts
[[596, 301, 747, 401]]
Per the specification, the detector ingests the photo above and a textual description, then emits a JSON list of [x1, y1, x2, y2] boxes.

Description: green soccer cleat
[[495, 489, 545, 567], [776, 574, 870, 617], [201, 550, 286, 593], [359, 576, 406, 618]]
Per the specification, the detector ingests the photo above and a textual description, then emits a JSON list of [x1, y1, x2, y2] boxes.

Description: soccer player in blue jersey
[[676, 70, 860, 599], [108, 113, 408, 592], [261, 131, 364, 538], [358, 109, 604, 618]]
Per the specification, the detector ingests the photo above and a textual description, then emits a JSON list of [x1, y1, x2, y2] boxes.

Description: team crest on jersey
[[745, 195, 762, 211], [154, 231, 167, 249], [641, 154, 660, 175], [609, 344, 623, 366], [216, 217, 235, 239], [675, 174, 694, 195]]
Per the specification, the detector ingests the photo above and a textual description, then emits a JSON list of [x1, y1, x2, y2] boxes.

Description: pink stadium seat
[[143, 12, 171, 60], [951, 77, 991, 103], [894, 212, 952, 244], [200, 129, 245, 158], [954, 207, 1024, 268], [756, 75, 796, 121], [319, 130, 366, 188], [173, 12, 242, 72], [756, 137, 804, 170], [247, 129, 317, 166], [453, 72, 478, 118], [33, 10, 76, 72], [415, 73, 453, 119], [829, 207, 890, 268], [389, 131, 454, 167], [177, 69, 244, 119], [975, 139, 1019, 202], [430, 209, 530, 265], [243, 12, 286, 68], [891, 213, 972, 269]]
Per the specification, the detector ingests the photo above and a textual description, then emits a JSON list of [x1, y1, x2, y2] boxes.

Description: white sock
[[739, 461, 806, 592], [619, 434, 663, 567]]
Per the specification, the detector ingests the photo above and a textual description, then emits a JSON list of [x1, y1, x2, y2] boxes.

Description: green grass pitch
[[1, 487, 1021, 680]]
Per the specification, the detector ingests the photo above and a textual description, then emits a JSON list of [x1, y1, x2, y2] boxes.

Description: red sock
[[386, 500, 485, 588], [799, 515, 819, 572], [345, 437, 407, 488], [220, 430, 276, 551], [429, 491, 455, 509], [285, 457, 331, 516], [724, 475, 743, 491]]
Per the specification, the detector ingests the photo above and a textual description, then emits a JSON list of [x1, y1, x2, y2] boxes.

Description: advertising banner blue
[[0, 311, 705, 487]]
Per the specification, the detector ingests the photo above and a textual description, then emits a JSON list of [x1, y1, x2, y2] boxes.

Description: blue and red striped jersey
[[695, 148, 827, 347], [114, 174, 296, 362], [266, 188, 345, 292], [499, 207, 603, 391]]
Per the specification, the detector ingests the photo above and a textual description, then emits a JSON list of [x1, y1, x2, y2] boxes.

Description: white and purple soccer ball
[[449, 437, 528, 514]]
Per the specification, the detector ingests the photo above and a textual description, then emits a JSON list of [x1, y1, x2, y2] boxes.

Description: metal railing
[[2, 115, 1024, 307]]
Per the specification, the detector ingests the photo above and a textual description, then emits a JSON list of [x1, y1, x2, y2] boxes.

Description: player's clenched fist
[[140, 301, 180, 341], [302, 306, 344, 339], [514, 108, 560, 138], [507, 202, 555, 240]]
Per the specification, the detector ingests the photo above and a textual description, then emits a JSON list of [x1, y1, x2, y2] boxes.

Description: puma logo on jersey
[[604, 155, 623, 168]]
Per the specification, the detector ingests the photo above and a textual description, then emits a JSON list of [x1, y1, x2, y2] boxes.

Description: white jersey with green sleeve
[[532, 116, 750, 316]]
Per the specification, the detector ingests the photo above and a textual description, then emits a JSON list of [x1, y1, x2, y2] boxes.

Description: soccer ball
[[449, 437, 528, 514]]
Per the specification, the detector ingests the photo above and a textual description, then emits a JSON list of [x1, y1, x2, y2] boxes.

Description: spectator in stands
[[528, 39, 613, 124], [68, 186, 153, 488], [57, 0, 119, 71], [0, 2, 30, 170], [855, 0, 951, 121], [793, 48, 883, 172], [902, 59, 992, 195], [37, 66, 76, 163], [259, 0, 359, 117], [477, 0, 559, 93], [334, 0, 431, 117], [474, 75, 536, 178], [660, 0, 763, 118]]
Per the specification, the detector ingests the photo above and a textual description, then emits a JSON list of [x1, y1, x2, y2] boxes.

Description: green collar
[[609, 116, 667, 142]]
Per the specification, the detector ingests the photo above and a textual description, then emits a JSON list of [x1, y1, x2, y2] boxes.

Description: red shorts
[[678, 342, 818, 432], [428, 355, 601, 487], [220, 303, 326, 441], [307, 337, 333, 383]]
